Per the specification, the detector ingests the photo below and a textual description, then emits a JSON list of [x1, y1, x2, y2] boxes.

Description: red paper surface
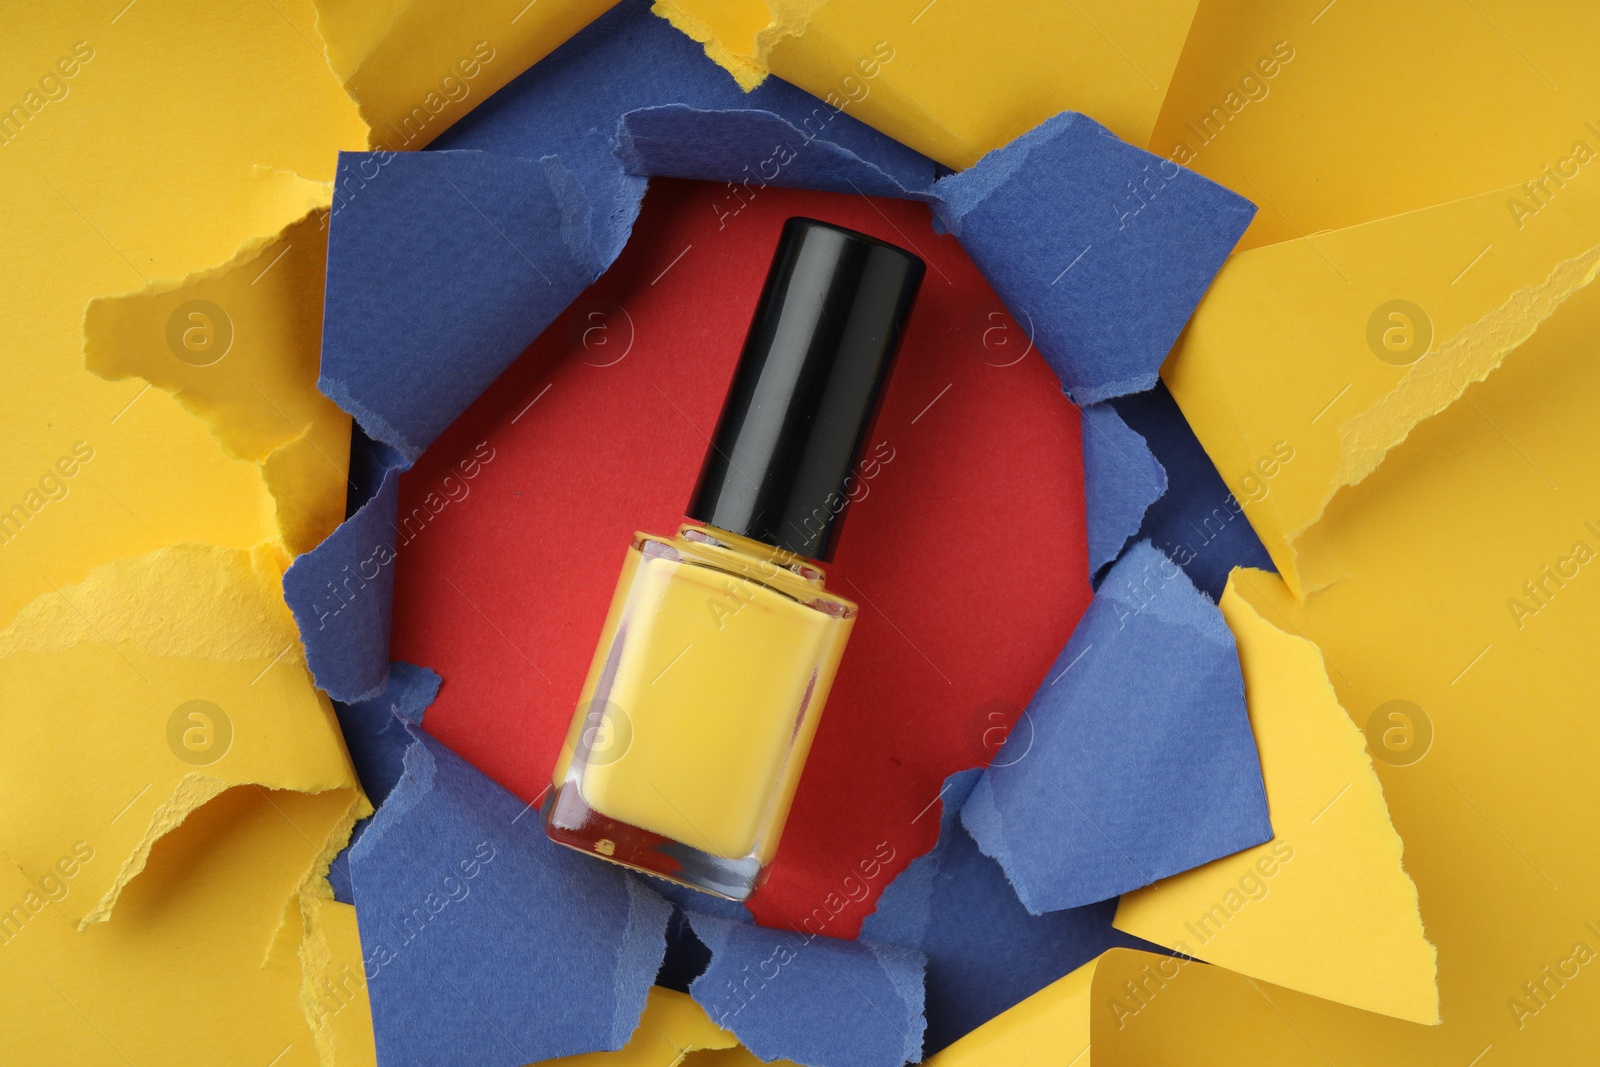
[[390, 178, 1089, 935]]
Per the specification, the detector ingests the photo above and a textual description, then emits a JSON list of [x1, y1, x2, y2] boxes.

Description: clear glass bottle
[[544, 217, 924, 899], [545, 524, 855, 897]]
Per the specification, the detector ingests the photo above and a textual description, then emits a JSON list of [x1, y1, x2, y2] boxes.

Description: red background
[[390, 178, 1090, 936]]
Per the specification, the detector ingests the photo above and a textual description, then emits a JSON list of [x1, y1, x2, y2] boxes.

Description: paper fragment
[[933, 112, 1255, 405], [1164, 176, 1600, 594], [1115, 571, 1438, 1024], [350, 726, 671, 1066], [657, 0, 1202, 167], [327, 661, 441, 903], [1108, 383, 1274, 600], [0, 542, 363, 929], [541, 986, 741, 1066], [686, 911, 925, 1067], [314, 0, 621, 150], [921, 954, 1098, 1067], [300, 895, 378, 1067], [961, 541, 1272, 913], [1080, 403, 1168, 581], [318, 0, 935, 466], [617, 105, 934, 198], [84, 206, 352, 558], [1151, 3, 1600, 249], [861, 770, 1157, 1056], [0, 786, 359, 1066], [1144, 181, 1600, 1062]]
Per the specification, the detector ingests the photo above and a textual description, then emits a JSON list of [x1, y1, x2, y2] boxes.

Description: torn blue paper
[[328, 661, 441, 903], [431, 0, 936, 198], [320, 0, 938, 466], [320, 148, 643, 464], [961, 541, 1272, 913], [1110, 382, 1276, 599], [861, 770, 1158, 1056], [1080, 402, 1168, 582], [644, 876, 754, 993], [351, 726, 671, 1066], [687, 911, 925, 1067], [282, 446, 400, 703], [931, 112, 1255, 405], [617, 105, 934, 200]]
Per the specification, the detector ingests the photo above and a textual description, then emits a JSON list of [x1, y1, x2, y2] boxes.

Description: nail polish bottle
[[544, 217, 925, 899]]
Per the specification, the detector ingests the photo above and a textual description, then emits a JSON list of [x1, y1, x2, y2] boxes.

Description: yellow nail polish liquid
[[543, 218, 924, 899]]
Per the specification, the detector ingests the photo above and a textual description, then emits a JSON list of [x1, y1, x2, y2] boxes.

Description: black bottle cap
[[686, 217, 925, 561]]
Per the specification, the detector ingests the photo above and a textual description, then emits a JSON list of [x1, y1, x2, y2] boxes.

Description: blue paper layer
[[321, 148, 643, 464], [1110, 382, 1276, 599], [1080, 402, 1168, 582], [351, 726, 671, 1066], [320, 0, 938, 467], [688, 911, 925, 1067], [617, 104, 934, 199], [961, 541, 1272, 913], [932, 112, 1255, 405], [282, 442, 400, 703], [328, 661, 441, 903], [862, 770, 1159, 1056]]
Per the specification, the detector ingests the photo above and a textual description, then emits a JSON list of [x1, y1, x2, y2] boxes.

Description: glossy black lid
[[686, 217, 925, 561]]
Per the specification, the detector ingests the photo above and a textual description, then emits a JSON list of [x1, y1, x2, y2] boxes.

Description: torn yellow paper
[[654, 0, 1199, 168], [1152, 0, 1600, 249], [924, 956, 1096, 1067], [1164, 174, 1600, 595], [0, 785, 357, 1067], [1115, 571, 1437, 1025], [0, 2, 366, 627], [314, 0, 622, 150], [651, 0, 823, 92], [1147, 205, 1600, 1061], [0, 542, 365, 929], [540, 986, 740, 1065], [84, 209, 352, 557], [301, 896, 377, 1067]]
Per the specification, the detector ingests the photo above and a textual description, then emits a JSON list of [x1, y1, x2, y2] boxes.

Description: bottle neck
[[678, 523, 828, 584]]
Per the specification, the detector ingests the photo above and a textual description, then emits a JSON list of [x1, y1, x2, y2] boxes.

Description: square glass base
[[542, 782, 765, 902]]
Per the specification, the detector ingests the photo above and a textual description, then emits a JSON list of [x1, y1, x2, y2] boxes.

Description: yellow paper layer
[[0, 2, 365, 628], [301, 896, 378, 1067], [314, 0, 621, 151], [84, 209, 352, 557], [1152, 0, 1600, 249], [0, 786, 358, 1067], [1115, 571, 1437, 1025], [655, 0, 1200, 168], [1165, 173, 1600, 595], [1149, 173, 1600, 1064], [0, 542, 366, 929]]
